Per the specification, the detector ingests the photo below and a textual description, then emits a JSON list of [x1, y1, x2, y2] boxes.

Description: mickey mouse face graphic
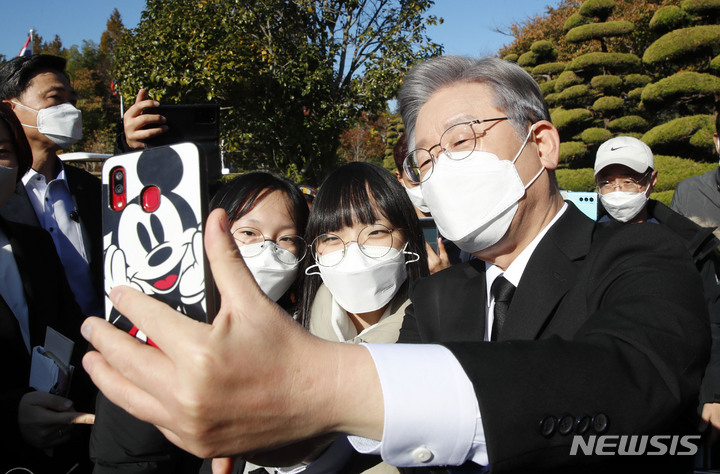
[[104, 145, 207, 325]]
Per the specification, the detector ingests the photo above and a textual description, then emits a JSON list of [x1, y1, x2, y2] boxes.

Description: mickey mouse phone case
[[102, 143, 217, 342]]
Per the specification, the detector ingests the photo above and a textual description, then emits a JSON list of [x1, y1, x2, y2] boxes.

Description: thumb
[[211, 457, 234, 474]]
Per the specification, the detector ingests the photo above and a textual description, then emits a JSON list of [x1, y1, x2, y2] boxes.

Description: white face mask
[[306, 243, 416, 314], [401, 180, 431, 214], [240, 242, 299, 302], [599, 189, 649, 223], [0, 165, 18, 208], [13, 101, 83, 149], [421, 126, 543, 253]]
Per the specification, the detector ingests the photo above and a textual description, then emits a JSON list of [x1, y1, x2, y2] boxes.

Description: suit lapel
[[499, 204, 595, 340]]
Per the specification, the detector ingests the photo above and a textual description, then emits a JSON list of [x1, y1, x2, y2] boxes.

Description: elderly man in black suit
[[80, 56, 709, 473]]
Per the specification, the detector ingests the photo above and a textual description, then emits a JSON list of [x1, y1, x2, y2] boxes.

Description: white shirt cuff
[[348, 343, 488, 467]]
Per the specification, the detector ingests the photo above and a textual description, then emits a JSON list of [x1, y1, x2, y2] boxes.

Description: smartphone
[[420, 217, 439, 253], [102, 143, 217, 342], [142, 104, 221, 180], [561, 190, 599, 221]]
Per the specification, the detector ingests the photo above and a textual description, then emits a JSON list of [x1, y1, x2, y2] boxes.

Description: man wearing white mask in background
[[595, 136, 720, 449], [0, 54, 103, 318]]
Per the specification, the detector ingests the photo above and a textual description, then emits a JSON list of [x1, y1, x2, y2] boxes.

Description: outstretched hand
[[82, 209, 383, 459]]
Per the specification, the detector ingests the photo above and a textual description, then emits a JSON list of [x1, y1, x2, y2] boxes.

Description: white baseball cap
[[594, 136, 654, 176]]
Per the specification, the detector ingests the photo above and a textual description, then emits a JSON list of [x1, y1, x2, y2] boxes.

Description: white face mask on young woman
[[401, 180, 431, 214], [240, 242, 299, 302], [421, 125, 543, 253], [13, 101, 82, 149], [306, 243, 418, 314], [599, 189, 649, 223], [0, 164, 18, 207]]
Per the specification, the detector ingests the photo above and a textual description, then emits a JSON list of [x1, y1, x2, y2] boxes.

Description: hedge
[[566, 20, 635, 43], [503, 53, 519, 63], [545, 92, 561, 107], [641, 114, 715, 158], [640, 71, 720, 106], [558, 84, 595, 104], [558, 141, 589, 166], [649, 6, 691, 32], [590, 74, 623, 92], [555, 70, 584, 92], [681, 0, 720, 16], [624, 73, 653, 88], [581, 127, 613, 145], [552, 108, 595, 130], [531, 40, 556, 56], [518, 50, 541, 67], [607, 115, 649, 132], [711, 54, 720, 72], [567, 52, 641, 72], [556, 167, 596, 190], [592, 96, 625, 114], [579, 0, 616, 20], [539, 79, 558, 95], [627, 87, 645, 101], [653, 154, 717, 191], [532, 62, 567, 76], [651, 190, 674, 206], [642, 25, 720, 66], [564, 12, 591, 31]]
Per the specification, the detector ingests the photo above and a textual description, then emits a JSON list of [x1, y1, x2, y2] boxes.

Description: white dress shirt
[[350, 204, 568, 468], [23, 164, 101, 316]]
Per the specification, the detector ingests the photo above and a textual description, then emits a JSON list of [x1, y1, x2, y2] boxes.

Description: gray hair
[[397, 56, 550, 149]]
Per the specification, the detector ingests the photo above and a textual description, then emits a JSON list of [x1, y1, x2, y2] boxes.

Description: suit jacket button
[[558, 414, 574, 435], [592, 413, 609, 433], [411, 447, 433, 463], [574, 414, 591, 435], [539, 415, 556, 437]]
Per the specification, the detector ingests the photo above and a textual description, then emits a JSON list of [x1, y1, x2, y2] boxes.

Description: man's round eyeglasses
[[403, 117, 510, 184], [311, 224, 404, 267], [232, 227, 307, 265], [596, 172, 651, 195]]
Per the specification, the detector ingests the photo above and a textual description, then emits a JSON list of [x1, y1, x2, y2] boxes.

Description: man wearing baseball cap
[[595, 136, 720, 455], [594, 136, 657, 223]]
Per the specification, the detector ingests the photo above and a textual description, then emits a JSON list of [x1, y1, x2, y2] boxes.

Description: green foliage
[[642, 114, 715, 159], [590, 74, 622, 92], [564, 12, 591, 31], [556, 167, 596, 190], [539, 79, 558, 95], [551, 107, 594, 131], [624, 73, 653, 88], [531, 40, 556, 56], [581, 127, 613, 145], [532, 62, 567, 76], [545, 92, 561, 107], [113, 0, 441, 183], [555, 70, 584, 92], [566, 52, 641, 72], [608, 115, 649, 132], [558, 84, 595, 105], [653, 154, 718, 191], [579, 0, 616, 20], [503, 53, 519, 62], [649, 6, 691, 32], [517, 50, 540, 67], [566, 20, 634, 43], [592, 96, 624, 114], [627, 87, 645, 101], [681, 0, 720, 16], [651, 190, 674, 206], [640, 71, 720, 107], [558, 141, 589, 167], [642, 25, 720, 66], [711, 54, 720, 72]]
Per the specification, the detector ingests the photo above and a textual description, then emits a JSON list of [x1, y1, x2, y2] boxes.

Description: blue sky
[[1, 1, 557, 60]]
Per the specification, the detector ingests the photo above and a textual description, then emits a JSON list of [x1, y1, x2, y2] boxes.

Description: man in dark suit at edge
[[80, 56, 709, 473]]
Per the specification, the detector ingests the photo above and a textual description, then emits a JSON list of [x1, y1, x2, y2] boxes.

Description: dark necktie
[[491, 276, 515, 341]]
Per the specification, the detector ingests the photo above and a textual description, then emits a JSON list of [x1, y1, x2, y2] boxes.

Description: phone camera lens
[[114, 184, 124, 194], [114, 170, 124, 182]]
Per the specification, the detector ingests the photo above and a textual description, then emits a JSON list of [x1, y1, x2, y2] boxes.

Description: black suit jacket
[[0, 217, 96, 473], [0, 163, 103, 298], [400, 204, 709, 473]]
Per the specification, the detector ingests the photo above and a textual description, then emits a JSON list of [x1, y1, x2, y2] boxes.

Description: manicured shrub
[[624, 73, 653, 88], [579, 0, 616, 19], [559, 84, 595, 103], [531, 40, 556, 56], [545, 92, 561, 107], [555, 70, 584, 92], [503, 53, 519, 62], [566, 20, 634, 43], [518, 51, 540, 67], [533, 62, 567, 76], [552, 108, 595, 131], [681, 0, 720, 16], [607, 115, 649, 132], [640, 71, 720, 107], [653, 154, 718, 191], [590, 74, 623, 92], [558, 141, 589, 166], [641, 114, 716, 159], [567, 52, 641, 72], [556, 167, 596, 190], [592, 96, 625, 114], [649, 6, 691, 32], [564, 12, 591, 31], [643, 25, 720, 66], [539, 79, 558, 95], [627, 87, 645, 101], [581, 127, 613, 145]]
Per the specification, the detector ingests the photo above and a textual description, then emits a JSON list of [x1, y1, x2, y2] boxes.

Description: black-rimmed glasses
[[403, 117, 510, 183]]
